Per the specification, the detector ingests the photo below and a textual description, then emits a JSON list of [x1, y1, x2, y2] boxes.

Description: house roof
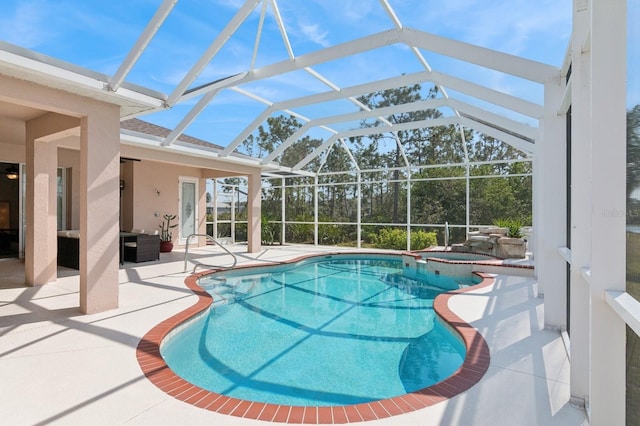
[[121, 118, 225, 151]]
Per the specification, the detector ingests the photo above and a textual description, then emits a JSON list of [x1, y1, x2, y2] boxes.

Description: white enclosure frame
[[0, 0, 638, 422]]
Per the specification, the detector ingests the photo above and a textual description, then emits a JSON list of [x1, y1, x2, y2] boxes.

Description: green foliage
[[627, 232, 640, 285], [261, 214, 276, 245], [240, 114, 322, 171], [318, 224, 350, 245], [285, 215, 314, 243], [492, 217, 524, 238], [159, 214, 177, 242], [628, 105, 640, 200], [368, 228, 437, 250], [227, 85, 534, 246], [410, 230, 439, 250]]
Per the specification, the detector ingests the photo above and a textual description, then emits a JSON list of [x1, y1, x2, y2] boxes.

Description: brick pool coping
[[136, 252, 493, 424]]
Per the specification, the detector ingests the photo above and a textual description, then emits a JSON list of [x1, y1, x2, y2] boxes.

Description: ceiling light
[[4, 166, 18, 180]]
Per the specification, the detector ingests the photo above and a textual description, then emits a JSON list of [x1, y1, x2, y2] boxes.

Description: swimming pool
[[136, 253, 494, 424], [161, 255, 475, 406]]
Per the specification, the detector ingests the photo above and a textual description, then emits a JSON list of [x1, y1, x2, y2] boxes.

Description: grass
[[627, 232, 640, 297]]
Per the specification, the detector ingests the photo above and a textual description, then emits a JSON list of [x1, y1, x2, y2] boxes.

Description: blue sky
[[0, 0, 573, 147]]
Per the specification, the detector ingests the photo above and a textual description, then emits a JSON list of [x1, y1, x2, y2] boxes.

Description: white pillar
[[79, 107, 120, 314], [281, 177, 286, 245], [314, 175, 319, 246], [537, 75, 567, 327], [569, 0, 592, 408], [357, 171, 362, 249], [230, 185, 236, 243], [213, 179, 218, 239], [406, 171, 411, 251], [247, 171, 262, 253], [588, 0, 626, 423]]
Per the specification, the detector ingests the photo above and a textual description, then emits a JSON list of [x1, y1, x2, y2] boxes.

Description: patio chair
[[123, 230, 160, 263]]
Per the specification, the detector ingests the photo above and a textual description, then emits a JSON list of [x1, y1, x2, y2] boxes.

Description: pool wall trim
[[411, 249, 535, 278], [136, 251, 493, 424]]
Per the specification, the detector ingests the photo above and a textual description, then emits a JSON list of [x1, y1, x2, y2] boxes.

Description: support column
[[247, 171, 262, 253], [406, 171, 411, 251], [588, 0, 626, 423], [24, 133, 57, 286], [358, 171, 362, 249], [79, 107, 120, 314], [213, 179, 218, 239], [281, 177, 286, 245], [537, 75, 567, 327], [569, 0, 592, 408], [314, 175, 319, 246]]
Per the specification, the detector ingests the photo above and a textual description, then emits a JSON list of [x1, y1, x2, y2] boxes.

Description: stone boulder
[[497, 237, 526, 259], [452, 227, 527, 259]]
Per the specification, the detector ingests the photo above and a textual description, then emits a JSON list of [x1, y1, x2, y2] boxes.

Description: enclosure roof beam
[[290, 117, 456, 172], [401, 28, 558, 84], [182, 27, 557, 103], [261, 98, 447, 165], [249, 1, 269, 71], [269, 0, 295, 60], [334, 117, 457, 140], [272, 68, 541, 119], [166, 0, 261, 106], [109, 0, 177, 92], [293, 135, 339, 171], [339, 138, 361, 172], [430, 71, 543, 119], [447, 99, 538, 140], [219, 106, 273, 156], [459, 116, 535, 155], [263, 96, 536, 165], [261, 122, 335, 165], [162, 89, 220, 146], [219, 67, 541, 158], [218, 72, 430, 158]]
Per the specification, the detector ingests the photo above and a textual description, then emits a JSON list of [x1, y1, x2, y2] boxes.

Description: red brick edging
[[136, 253, 493, 424]]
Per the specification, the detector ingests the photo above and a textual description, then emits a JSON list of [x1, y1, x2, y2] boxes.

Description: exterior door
[[179, 177, 198, 244]]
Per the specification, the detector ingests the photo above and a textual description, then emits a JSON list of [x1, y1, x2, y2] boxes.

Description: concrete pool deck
[[0, 245, 587, 425]]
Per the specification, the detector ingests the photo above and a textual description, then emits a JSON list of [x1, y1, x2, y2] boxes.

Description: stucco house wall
[[123, 159, 206, 247]]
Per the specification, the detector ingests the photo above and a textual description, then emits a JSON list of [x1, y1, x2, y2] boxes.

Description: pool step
[[205, 277, 257, 307]]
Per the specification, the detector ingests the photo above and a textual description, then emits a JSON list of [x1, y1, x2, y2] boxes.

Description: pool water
[[161, 256, 471, 406]]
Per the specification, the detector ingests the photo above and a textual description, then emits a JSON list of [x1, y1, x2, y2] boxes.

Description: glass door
[[179, 177, 198, 244]]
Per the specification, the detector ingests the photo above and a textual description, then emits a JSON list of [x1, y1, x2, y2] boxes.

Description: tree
[[628, 105, 640, 200], [353, 84, 445, 223], [228, 84, 534, 246]]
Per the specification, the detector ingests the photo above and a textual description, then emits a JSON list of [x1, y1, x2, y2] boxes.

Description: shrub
[[411, 230, 438, 250], [492, 217, 524, 238], [319, 224, 348, 245], [369, 228, 437, 250], [286, 222, 314, 243], [261, 214, 278, 245]]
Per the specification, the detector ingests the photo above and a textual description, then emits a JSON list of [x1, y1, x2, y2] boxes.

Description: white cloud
[[0, 0, 52, 48], [298, 22, 330, 47]]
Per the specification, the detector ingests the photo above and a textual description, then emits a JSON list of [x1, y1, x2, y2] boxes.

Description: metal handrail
[[184, 233, 238, 272], [444, 221, 450, 248]]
